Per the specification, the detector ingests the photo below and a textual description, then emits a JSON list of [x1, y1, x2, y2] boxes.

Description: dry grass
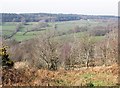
[[32, 64, 119, 86], [1, 63, 119, 86], [14, 61, 31, 70]]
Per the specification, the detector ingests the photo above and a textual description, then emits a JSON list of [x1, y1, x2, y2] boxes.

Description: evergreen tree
[[0, 46, 14, 69]]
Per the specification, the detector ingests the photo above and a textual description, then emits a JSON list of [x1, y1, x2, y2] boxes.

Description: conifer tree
[[0, 46, 14, 69]]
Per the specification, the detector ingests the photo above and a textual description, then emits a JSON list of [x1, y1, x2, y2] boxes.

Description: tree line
[[2, 13, 117, 22]]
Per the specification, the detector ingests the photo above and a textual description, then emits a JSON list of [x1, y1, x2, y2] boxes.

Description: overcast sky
[[1, 0, 119, 16]]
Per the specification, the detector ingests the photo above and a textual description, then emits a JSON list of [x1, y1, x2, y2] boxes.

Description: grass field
[[2, 20, 108, 42]]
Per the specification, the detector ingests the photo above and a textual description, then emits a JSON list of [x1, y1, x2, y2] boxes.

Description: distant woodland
[[1, 13, 117, 22]]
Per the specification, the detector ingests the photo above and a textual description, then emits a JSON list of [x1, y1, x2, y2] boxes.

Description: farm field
[[2, 20, 108, 42]]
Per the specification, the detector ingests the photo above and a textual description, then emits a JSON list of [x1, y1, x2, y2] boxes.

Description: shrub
[[86, 82, 94, 87], [0, 46, 14, 69]]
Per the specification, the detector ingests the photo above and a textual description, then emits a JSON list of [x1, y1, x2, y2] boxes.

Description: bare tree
[[100, 30, 118, 66], [35, 30, 61, 70], [61, 38, 80, 70], [80, 34, 95, 67]]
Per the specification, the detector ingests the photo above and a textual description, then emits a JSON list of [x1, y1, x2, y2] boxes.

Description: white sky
[[1, 0, 119, 16]]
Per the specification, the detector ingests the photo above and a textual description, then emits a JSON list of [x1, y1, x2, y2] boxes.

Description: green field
[[2, 20, 108, 42]]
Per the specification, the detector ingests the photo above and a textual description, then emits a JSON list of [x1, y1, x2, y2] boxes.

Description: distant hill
[[1, 13, 117, 22]]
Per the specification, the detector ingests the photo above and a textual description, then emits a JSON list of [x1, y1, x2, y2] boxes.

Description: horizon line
[[1, 12, 118, 17]]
